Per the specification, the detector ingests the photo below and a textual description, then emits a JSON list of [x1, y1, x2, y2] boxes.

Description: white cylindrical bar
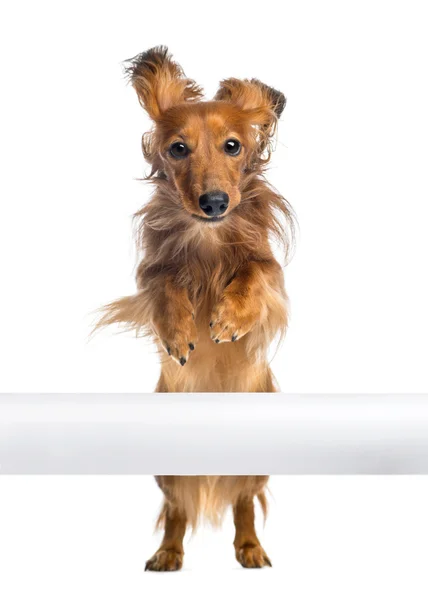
[[0, 394, 427, 474]]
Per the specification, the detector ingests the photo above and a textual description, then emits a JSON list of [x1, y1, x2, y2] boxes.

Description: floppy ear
[[124, 46, 203, 120], [214, 77, 285, 124]]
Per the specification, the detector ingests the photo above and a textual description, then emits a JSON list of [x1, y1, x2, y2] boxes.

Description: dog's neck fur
[[136, 172, 289, 272]]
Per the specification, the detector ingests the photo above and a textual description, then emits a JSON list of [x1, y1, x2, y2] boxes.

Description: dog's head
[[125, 46, 285, 223]]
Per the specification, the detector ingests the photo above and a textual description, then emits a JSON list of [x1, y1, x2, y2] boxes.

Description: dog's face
[[126, 47, 285, 223], [157, 102, 253, 221]]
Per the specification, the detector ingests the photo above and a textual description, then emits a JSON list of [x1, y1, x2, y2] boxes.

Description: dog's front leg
[[96, 274, 197, 365], [150, 276, 198, 366], [209, 259, 287, 344]]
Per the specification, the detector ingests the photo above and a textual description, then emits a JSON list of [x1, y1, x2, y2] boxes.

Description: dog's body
[[98, 47, 294, 570]]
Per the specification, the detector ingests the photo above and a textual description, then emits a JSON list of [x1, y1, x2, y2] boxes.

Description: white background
[[1, 0, 428, 597], [1, 476, 428, 599]]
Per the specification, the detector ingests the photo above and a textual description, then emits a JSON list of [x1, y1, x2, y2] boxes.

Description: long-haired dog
[[97, 46, 295, 571]]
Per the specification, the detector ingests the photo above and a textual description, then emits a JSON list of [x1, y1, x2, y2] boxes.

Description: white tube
[[0, 394, 427, 474]]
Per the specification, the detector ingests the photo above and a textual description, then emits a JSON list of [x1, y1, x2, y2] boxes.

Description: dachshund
[[97, 46, 295, 570]]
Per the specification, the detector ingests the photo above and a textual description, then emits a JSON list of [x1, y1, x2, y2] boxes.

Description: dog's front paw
[[235, 543, 272, 569], [210, 292, 259, 343], [145, 549, 183, 572], [153, 307, 198, 366]]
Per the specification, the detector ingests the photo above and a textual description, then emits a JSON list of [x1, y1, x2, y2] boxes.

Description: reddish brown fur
[[96, 46, 295, 571]]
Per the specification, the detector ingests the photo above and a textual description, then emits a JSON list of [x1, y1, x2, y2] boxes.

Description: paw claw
[[210, 292, 257, 344], [155, 310, 198, 365]]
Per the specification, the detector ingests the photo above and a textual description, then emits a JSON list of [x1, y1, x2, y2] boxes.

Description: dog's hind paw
[[145, 549, 183, 572], [235, 543, 272, 569]]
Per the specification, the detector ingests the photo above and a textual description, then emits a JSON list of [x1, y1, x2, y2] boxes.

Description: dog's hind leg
[[145, 501, 187, 572], [233, 481, 272, 569], [146, 475, 203, 571]]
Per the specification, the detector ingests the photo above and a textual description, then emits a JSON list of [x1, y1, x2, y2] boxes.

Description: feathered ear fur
[[214, 77, 286, 119], [124, 46, 203, 120], [214, 78, 286, 158]]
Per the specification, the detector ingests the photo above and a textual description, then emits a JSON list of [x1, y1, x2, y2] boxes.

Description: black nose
[[199, 191, 229, 217]]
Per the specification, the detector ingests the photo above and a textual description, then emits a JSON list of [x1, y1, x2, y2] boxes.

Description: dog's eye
[[224, 139, 241, 156], [169, 141, 189, 159]]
